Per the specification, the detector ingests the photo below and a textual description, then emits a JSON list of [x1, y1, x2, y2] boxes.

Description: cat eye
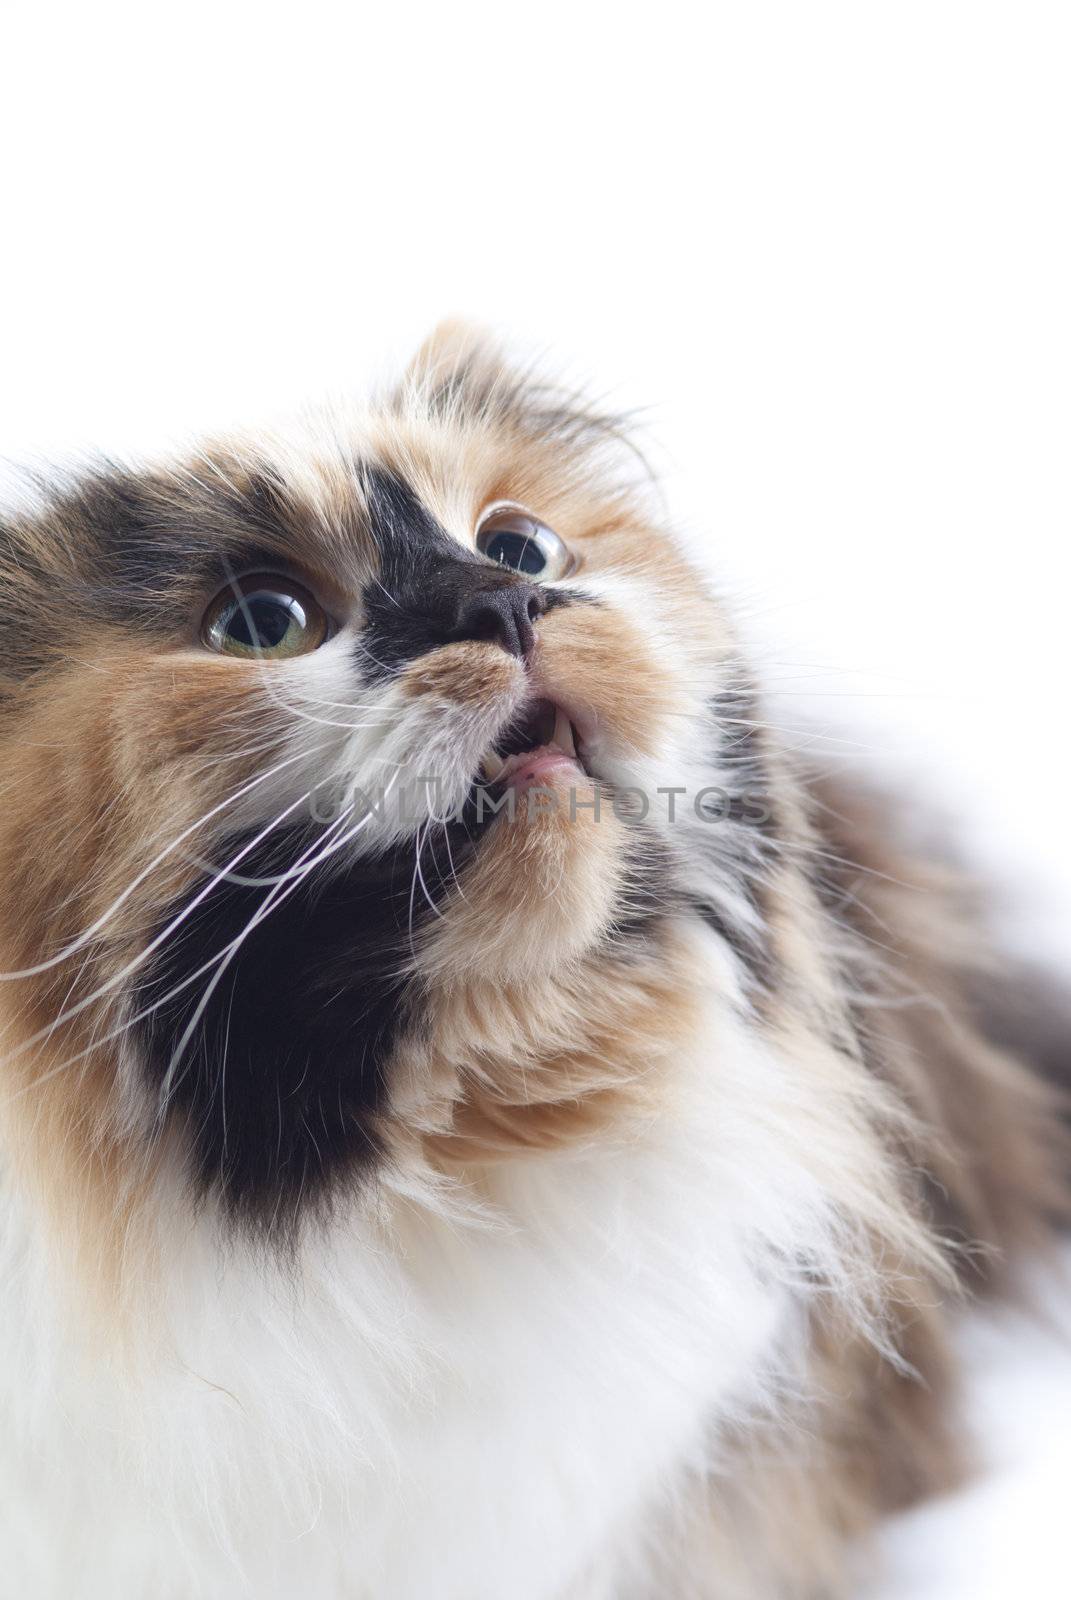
[[475, 505, 574, 580], [201, 574, 331, 660]]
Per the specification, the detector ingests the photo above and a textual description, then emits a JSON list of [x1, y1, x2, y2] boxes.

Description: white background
[[3, 4, 1069, 1594]]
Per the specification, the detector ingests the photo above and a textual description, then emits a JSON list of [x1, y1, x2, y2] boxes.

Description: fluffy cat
[[0, 324, 1066, 1598]]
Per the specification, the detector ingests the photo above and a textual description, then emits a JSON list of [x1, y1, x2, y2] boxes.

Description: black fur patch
[[684, 689, 781, 993], [135, 820, 474, 1234], [360, 468, 574, 681], [709, 688, 779, 836], [605, 820, 676, 946], [689, 895, 776, 992]]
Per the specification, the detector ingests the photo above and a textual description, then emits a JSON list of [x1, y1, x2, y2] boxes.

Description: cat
[[0, 323, 1066, 1599]]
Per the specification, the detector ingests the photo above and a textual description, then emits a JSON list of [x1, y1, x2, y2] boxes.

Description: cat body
[[3, 960, 793, 1598], [0, 326, 1065, 1597]]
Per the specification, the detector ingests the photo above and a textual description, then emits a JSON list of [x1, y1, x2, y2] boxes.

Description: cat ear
[[396, 321, 640, 485], [404, 318, 499, 384], [398, 319, 516, 416]]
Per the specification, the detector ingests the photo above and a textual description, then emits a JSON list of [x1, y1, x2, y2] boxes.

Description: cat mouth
[[478, 698, 588, 790]]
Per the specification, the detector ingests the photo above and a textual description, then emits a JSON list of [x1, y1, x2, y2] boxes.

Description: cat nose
[[450, 579, 546, 659]]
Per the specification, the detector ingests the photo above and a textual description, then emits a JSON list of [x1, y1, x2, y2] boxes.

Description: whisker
[[5, 797, 371, 1105], [1, 784, 322, 1064], [157, 773, 401, 1106], [0, 750, 309, 982], [156, 808, 358, 1109]]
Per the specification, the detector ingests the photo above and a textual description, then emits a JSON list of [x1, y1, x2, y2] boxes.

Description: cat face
[[0, 326, 774, 1239]]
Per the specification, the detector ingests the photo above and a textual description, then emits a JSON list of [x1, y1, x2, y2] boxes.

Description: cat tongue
[[498, 709, 581, 789], [501, 747, 578, 790]]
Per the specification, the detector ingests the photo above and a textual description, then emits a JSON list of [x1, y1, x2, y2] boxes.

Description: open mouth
[[479, 698, 587, 789]]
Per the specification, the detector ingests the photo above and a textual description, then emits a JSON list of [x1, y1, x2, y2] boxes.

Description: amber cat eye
[[201, 574, 331, 660]]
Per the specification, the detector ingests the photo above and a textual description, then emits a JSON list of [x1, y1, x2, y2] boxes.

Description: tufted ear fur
[[396, 318, 517, 416]]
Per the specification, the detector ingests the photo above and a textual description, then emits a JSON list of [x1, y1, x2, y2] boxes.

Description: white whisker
[[0, 750, 309, 983]]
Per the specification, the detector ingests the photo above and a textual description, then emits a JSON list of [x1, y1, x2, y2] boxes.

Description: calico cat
[[0, 324, 1066, 1599]]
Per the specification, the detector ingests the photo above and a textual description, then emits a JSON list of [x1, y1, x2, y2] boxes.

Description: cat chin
[[415, 763, 632, 988]]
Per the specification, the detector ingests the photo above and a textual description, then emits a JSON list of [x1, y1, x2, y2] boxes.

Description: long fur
[[0, 323, 1066, 1598]]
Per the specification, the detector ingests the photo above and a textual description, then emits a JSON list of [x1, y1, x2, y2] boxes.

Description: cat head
[[0, 324, 775, 1244]]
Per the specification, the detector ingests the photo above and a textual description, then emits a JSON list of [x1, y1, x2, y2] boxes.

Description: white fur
[[0, 921, 882, 1599]]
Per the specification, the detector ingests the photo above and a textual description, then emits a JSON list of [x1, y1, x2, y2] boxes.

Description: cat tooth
[[552, 707, 576, 756], [481, 750, 505, 781]]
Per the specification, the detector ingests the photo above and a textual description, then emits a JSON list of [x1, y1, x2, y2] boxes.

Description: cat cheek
[[416, 772, 630, 986], [534, 602, 676, 763]]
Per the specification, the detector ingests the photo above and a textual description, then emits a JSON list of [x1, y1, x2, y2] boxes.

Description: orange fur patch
[[400, 640, 522, 708], [535, 602, 675, 760]]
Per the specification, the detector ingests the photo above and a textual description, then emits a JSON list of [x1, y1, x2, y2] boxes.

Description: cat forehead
[[20, 447, 460, 595], [11, 392, 627, 597]]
